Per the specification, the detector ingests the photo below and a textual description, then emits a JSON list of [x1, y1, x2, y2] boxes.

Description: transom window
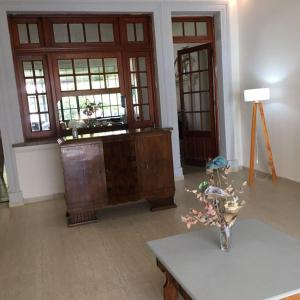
[[9, 14, 157, 140]]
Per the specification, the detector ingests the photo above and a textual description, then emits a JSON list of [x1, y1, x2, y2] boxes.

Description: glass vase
[[220, 225, 231, 251]]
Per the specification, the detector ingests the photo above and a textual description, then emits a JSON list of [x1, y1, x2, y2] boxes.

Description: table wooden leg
[[163, 272, 178, 300]]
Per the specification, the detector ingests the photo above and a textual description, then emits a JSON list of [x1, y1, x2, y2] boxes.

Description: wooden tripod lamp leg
[[248, 103, 257, 186], [258, 103, 277, 182]]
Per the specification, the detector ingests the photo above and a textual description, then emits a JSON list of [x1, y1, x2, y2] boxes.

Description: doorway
[[172, 17, 218, 170], [0, 131, 8, 203]]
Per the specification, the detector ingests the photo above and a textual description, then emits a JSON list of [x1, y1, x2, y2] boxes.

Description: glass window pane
[[104, 58, 118, 73], [129, 58, 137, 72], [196, 22, 208, 36], [23, 62, 33, 77], [69, 24, 84, 43], [25, 79, 36, 94], [135, 23, 144, 41], [41, 113, 50, 131], [70, 109, 79, 120], [139, 72, 148, 87], [142, 105, 150, 120], [185, 113, 193, 130], [192, 73, 200, 92], [190, 52, 199, 72], [194, 113, 201, 130], [192, 93, 201, 111], [62, 97, 70, 109], [28, 24, 39, 43], [184, 22, 196, 36], [53, 24, 69, 43], [126, 24, 135, 42], [103, 106, 111, 117], [181, 54, 190, 73], [69, 96, 77, 108], [201, 92, 210, 111], [74, 59, 88, 74], [33, 61, 44, 76], [132, 88, 139, 105], [89, 59, 103, 73], [91, 75, 105, 89], [28, 96, 38, 113], [18, 24, 28, 44], [184, 94, 192, 111], [64, 110, 71, 121], [76, 75, 90, 90], [131, 73, 137, 87], [111, 106, 119, 117], [102, 94, 110, 107], [58, 60, 73, 75], [199, 49, 208, 70], [85, 24, 99, 42], [110, 93, 118, 105], [134, 106, 140, 121], [36, 78, 46, 93], [100, 23, 114, 42], [106, 74, 119, 88], [172, 22, 183, 37], [141, 88, 149, 104], [200, 71, 209, 90], [138, 57, 146, 71], [183, 75, 191, 93], [202, 112, 210, 131], [38, 95, 48, 112], [60, 76, 75, 91], [30, 114, 40, 131]]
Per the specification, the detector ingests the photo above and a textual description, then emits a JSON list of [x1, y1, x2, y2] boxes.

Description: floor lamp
[[244, 88, 277, 186]]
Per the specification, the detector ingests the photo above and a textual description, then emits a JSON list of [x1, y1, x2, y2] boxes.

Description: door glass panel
[[202, 112, 210, 131], [185, 113, 192, 130], [190, 52, 199, 72], [132, 88, 139, 104], [183, 76, 191, 93], [142, 105, 150, 120], [172, 22, 183, 36], [181, 54, 190, 73], [28, 96, 38, 113], [192, 93, 201, 111], [141, 88, 148, 104], [28, 24, 39, 43], [199, 49, 208, 70], [138, 57, 146, 71], [69, 24, 84, 43], [139, 73, 147, 87], [191, 73, 199, 91], [201, 92, 210, 111], [18, 24, 28, 44], [74, 59, 88, 74], [194, 113, 201, 130], [25, 79, 36, 94], [100, 24, 114, 42], [53, 24, 69, 43], [196, 22, 207, 36], [200, 71, 209, 90], [184, 94, 191, 111], [134, 106, 140, 120], [126, 24, 135, 42], [135, 23, 144, 41], [85, 24, 99, 42], [131, 73, 137, 87], [129, 58, 137, 72], [184, 22, 195, 36], [23, 62, 33, 77], [36, 78, 46, 93]]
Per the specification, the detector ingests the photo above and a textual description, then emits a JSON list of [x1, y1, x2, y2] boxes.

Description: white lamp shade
[[244, 88, 270, 102]]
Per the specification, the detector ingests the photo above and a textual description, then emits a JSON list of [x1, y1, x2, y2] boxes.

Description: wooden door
[[178, 44, 218, 165]]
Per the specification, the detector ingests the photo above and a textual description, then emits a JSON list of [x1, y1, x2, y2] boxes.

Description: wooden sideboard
[[58, 128, 176, 226]]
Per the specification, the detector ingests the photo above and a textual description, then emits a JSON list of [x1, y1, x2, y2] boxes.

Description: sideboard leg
[[164, 272, 178, 300]]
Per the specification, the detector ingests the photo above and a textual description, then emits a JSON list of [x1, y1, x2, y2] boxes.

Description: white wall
[[238, 0, 300, 182], [0, 0, 242, 204]]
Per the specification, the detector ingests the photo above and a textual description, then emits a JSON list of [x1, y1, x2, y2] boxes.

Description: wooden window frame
[[172, 17, 214, 44], [8, 14, 158, 141]]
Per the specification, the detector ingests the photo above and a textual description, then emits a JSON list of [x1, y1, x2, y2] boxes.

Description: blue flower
[[206, 156, 228, 170]]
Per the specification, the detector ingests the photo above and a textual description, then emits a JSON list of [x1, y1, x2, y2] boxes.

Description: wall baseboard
[[24, 193, 65, 204]]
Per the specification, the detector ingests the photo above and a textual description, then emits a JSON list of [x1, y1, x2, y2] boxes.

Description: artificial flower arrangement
[[181, 156, 247, 250]]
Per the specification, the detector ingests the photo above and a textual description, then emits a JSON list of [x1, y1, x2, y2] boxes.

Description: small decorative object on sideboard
[[181, 156, 247, 251]]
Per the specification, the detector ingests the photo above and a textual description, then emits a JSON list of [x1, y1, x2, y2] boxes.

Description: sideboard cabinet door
[[61, 141, 107, 225]]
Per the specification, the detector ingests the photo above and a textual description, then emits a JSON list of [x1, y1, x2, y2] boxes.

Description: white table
[[147, 219, 300, 300]]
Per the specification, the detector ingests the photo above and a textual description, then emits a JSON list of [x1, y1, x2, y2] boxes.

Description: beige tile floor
[[0, 169, 300, 300]]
